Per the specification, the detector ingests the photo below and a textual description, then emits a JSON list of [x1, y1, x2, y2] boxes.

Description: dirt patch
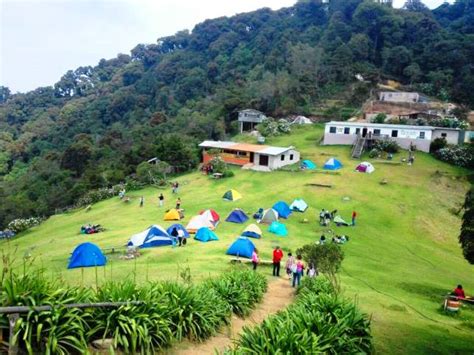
[[169, 277, 294, 355]]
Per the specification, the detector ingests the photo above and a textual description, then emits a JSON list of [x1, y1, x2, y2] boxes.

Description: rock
[[92, 339, 114, 350]]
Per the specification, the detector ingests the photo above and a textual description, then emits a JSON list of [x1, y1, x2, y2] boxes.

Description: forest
[[0, 0, 474, 228]]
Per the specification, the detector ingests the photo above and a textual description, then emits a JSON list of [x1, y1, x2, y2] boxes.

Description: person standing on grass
[[252, 248, 259, 271], [272, 246, 283, 277], [175, 181, 180, 194], [176, 197, 181, 210], [285, 252, 295, 280], [292, 255, 305, 288], [352, 210, 357, 226], [158, 193, 164, 207], [170, 227, 179, 246], [139, 196, 144, 207]]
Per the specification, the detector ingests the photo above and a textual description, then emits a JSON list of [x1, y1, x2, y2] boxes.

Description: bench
[[230, 258, 273, 266]]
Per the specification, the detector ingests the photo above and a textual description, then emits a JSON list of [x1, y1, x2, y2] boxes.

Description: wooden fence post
[[8, 313, 19, 355]]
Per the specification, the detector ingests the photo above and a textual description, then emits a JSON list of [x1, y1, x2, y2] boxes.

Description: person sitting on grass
[[319, 235, 326, 245], [452, 284, 466, 299]]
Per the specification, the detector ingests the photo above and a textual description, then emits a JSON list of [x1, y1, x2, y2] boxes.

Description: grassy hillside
[[2, 125, 473, 353]]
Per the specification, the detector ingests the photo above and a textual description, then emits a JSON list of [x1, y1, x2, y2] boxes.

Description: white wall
[[325, 124, 432, 140]]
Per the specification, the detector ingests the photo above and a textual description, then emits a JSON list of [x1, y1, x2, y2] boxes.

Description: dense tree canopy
[[1, 0, 474, 228]]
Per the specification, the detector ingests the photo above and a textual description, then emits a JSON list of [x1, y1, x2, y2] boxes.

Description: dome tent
[[301, 160, 316, 170], [223, 189, 242, 201], [194, 227, 219, 242], [259, 209, 279, 224], [166, 224, 190, 238], [199, 209, 220, 226], [186, 215, 215, 233], [290, 198, 308, 212], [164, 208, 182, 221], [226, 237, 255, 259], [272, 201, 292, 219], [127, 225, 173, 248], [268, 221, 288, 237], [242, 224, 262, 239], [356, 162, 375, 174], [323, 158, 343, 170], [226, 209, 249, 224], [68, 242, 106, 269]]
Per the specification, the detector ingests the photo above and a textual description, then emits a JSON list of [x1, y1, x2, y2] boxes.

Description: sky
[[0, 0, 452, 93]]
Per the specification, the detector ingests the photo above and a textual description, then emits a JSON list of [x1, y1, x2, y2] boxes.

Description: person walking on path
[[139, 196, 144, 207], [159, 193, 164, 207], [176, 197, 181, 210], [352, 210, 357, 226], [272, 246, 284, 277], [292, 255, 305, 288], [285, 252, 295, 280], [252, 248, 259, 271]]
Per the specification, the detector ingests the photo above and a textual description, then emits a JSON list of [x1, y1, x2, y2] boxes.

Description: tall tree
[[459, 186, 474, 264]]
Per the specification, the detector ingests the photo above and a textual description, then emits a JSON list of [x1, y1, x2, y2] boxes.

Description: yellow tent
[[164, 209, 181, 221], [223, 189, 242, 201]]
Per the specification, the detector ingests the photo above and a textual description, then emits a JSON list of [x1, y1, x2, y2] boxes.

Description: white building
[[323, 121, 461, 152], [199, 141, 300, 172], [378, 91, 428, 103]]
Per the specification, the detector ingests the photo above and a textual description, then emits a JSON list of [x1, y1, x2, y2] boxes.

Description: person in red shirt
[[453, 284, 465, 298], [352, 210, 357, 226], [272, 246, 284, 277]]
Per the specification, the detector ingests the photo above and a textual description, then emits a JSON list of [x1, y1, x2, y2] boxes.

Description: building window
[[281, 155, 285, 161], [329, 126, 336, 134], [355, 128, 360, 135], [290, 154, 294, 161], [419, 132, 425, 139], [391, 130, 398, 138], [374, 129, 381, 136], [344, 127, 350, 134], [441, 133, 447, 138]]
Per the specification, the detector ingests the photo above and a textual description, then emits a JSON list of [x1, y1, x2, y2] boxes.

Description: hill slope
[[2, 125, 473, 353], [1, 0, 474, 228]]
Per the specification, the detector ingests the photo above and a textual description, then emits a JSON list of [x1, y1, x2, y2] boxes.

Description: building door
[[250, 152, 254, 163], [259, 155, 269, 166], [362, 128, 368, 138]]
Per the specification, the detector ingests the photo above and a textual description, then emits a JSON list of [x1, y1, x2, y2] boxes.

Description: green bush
[[373, 113, 387, 123], [222, 170, 235, 178], [227, 277, 372, 354], [373, 139, 400, 153], [430, 137, 447, 153], [434, 144, 474, 168]]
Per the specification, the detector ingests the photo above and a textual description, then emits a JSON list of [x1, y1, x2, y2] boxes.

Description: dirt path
[[169, 277, 294, 355]]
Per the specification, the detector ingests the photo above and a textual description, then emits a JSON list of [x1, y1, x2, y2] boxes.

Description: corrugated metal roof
[[326, 121, 460, 131], [198, 141, 236, 149], [259, 146, 292, 155], [230, 143, 268, 152]]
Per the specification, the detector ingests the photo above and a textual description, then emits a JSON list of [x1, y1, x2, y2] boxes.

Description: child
[[139, 196, 144, 207], [159, 193, 164, 207], [307, 263, 318, 278], [252, 248, 259, 271]]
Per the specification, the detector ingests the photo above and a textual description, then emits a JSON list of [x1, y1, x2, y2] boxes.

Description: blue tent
[[268, 221, 288, 237], [226, 209, 249, 224], [194, 227, 219, 242], [241, 224, 262, 239], [226, 237, 255, 259], [323, 158, 343, 170], [128, 225, 173, 248], [68, 242, 106, 269], [272, 201, 292, 219], [166, 224, 190, 238], [301, 160, 316, 170]]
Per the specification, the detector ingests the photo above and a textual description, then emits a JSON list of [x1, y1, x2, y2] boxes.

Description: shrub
[[257, 118, 291, 137], [222, 170, 235, 178], [373, 139, 399, 153], [373, 113, 387, 123], [430, 137, 447, 153], [7, 217, 44, 234], [368, 148, 380, 158], [227, 277, 372, 354], [434, 145, 474, 168]]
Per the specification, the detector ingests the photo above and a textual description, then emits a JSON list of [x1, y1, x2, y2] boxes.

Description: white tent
[[127, 225, 172, 248], [356, 162, 375, 174], [290, 198, 308, 212], [186, 215, 215, 233], [259, 209, 279, 224], [292, 116, 312, 125]]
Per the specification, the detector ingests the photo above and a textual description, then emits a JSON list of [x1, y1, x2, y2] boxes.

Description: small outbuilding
[[238, 109, 267, 133]]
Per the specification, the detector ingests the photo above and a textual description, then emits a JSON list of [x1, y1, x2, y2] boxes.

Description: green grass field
[[2, 125, 473, 353]]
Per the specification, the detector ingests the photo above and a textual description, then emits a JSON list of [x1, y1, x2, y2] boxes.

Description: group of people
[[251, 246, 318, 288], [319, 209, 357, 227], [202, 164, 215, 175], [171, 182, 180, 194], [80, 224, 103, 234], [169, 226, 186, 247]]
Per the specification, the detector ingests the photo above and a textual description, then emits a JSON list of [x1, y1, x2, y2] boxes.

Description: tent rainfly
[[68, 242, 107, 269], [127, 225, 173, 248], [194, 227, 219, 242], [226, 209, 249, 224], [164, 208, 182, 221], [259, 209, 279, 224], [223, 189, 242, 201], [301, 160, 316, 170], [200, 209, 220, 226], [323, 158, 343, 170], [166, 224, 190, 238], [290, 198, 308, 212], [242, 224, 262, 239], [268, 221, 288, 237], [356, 162, 375, 174], [272, 201, 292, 219], [226, 237, 256, 259], [186, 215, 215, 233]]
